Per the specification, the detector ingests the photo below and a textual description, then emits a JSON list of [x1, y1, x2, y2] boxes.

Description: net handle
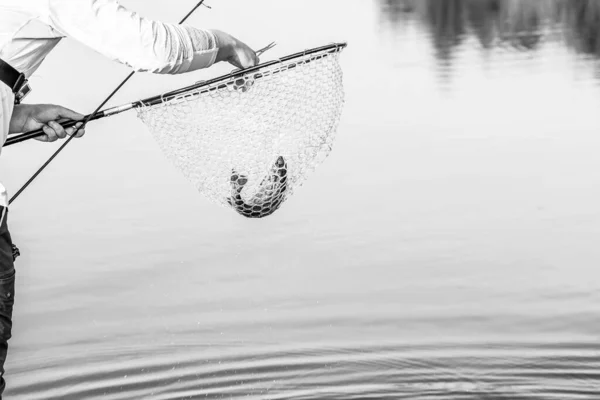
[[5, 112, 104, 146], [4, 42, 347, 147]]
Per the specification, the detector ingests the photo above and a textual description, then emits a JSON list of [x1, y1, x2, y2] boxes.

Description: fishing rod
[[5, 42, 344, 147], [7, 0, 209, 205]]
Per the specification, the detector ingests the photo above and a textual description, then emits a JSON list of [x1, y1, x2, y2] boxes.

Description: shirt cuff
[[182, 27, 219, 72]]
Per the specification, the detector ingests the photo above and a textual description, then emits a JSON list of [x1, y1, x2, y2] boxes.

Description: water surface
[[3, 0, 600, 398]]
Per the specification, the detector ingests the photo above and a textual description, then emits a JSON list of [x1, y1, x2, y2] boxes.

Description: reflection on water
[[379, 0, 600, 84], [379, 0, 600, 56], [7, 0, 600, 399]]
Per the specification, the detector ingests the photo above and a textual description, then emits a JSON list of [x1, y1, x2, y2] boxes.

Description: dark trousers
[[0, 207, 15, 398]]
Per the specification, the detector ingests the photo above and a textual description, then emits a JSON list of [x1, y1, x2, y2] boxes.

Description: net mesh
[[136, 45, 346, 218]]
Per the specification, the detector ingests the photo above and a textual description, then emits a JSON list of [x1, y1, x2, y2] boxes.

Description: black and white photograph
[[1, 0, 599, 399]]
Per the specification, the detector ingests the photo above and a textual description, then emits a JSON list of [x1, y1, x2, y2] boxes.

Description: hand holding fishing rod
[[9, 104, 86, 143]]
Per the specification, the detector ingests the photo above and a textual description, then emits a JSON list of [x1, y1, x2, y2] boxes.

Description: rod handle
[[4, 112, 102, 147]]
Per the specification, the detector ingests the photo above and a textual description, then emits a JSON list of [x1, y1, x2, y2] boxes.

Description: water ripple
[[8, 341, 600, 400]]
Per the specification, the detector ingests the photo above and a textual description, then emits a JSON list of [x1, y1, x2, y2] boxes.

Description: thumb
[[54, 105, 84, 121], [245, 51, 260, 68]]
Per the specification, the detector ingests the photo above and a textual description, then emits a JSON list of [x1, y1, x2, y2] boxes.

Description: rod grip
[[4, 112, 101, 147]]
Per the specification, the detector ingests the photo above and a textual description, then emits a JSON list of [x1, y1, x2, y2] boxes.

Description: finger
[[65, 126, 77, 137], [34, 134, 49, 142], [66, 122, 79, 135], [240, 57, 256, 69], [231, 51, 256, 70], [74, 125, 85, 138], [229, 56, 243, 70], [246, 51, 259, 68], [48, 121, 67, 139], [54, 106, 84, 121], [66, 123, 85, 138], [42, 125, 58, 142]]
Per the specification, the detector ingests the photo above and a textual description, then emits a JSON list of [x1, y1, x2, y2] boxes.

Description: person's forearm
[[47, 0, 220, 74]]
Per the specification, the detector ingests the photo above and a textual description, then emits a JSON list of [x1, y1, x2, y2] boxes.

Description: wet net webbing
[[136, 44, 346, 218]]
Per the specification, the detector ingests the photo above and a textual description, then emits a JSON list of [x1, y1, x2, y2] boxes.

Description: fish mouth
[[227, 156, 288, 218]]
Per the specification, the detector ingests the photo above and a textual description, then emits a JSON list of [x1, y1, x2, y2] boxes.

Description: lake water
[[3, 0, 600, 398]]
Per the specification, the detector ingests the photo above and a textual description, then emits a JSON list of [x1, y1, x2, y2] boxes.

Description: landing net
[[136, 43, 346, 218]]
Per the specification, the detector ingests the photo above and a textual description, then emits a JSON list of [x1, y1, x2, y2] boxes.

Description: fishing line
[[8, 0, 207, 205]]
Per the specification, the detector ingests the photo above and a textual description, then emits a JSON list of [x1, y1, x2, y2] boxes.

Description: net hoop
[[136, 42, 347, 218], [136, 42, 347, 108]]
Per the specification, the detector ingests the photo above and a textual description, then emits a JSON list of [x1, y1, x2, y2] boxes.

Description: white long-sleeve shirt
[[0, 0, 222, 207], [0, 86, 13, 208]]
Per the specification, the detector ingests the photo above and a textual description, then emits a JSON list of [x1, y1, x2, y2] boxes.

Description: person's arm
[[9, 104, 85, 142], [46, 0, 259, 73]]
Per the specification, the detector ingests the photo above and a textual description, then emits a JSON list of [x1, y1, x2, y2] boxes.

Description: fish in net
[[136, 44, 346, 217]]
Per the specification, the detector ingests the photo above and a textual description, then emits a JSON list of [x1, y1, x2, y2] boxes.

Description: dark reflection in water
[[379, 0, 600, 60]]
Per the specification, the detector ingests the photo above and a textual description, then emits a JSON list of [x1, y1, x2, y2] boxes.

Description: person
[[0, 0, 261, 396]]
